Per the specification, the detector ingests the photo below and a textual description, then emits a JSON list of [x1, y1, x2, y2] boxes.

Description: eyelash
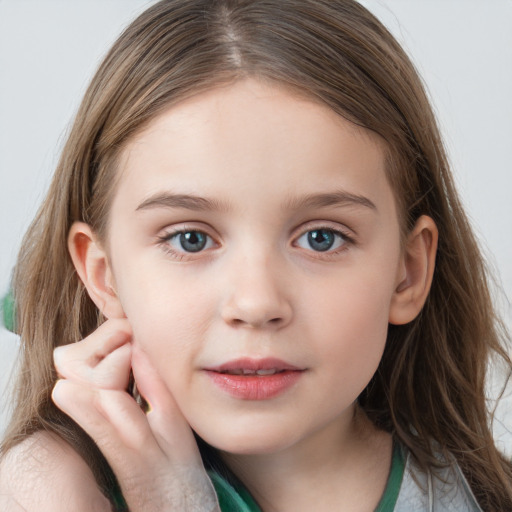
[[156, 224, 355, 261]]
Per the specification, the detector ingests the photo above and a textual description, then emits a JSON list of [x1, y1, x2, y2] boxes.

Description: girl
[[1, 0, 511, 510]]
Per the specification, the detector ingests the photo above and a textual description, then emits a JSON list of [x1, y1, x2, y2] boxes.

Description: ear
[[389, 215, 438, 325], [68, 222, 125, 319]]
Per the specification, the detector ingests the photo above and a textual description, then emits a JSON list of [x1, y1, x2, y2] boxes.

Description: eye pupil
[[180, 231, 207, 252], [308, 229, 335, 252]]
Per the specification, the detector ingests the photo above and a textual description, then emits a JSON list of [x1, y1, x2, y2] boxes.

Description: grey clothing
[[394, 450, 482, 511]]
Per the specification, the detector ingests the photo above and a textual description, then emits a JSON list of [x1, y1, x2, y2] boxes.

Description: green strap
[[1, 291, 16, 332], [374, 440, 405, 512], [110, 488, 129, 512], [209, 471, 262, 512]]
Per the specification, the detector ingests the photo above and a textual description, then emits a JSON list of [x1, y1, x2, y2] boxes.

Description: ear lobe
[[389, 215, 438, 325], [68, 222, 125, 319]]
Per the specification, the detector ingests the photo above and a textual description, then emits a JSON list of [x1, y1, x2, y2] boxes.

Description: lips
[[204, 358, 304, 400]]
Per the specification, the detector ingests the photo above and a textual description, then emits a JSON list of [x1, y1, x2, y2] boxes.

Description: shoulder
[[0, 431, 112, 512]]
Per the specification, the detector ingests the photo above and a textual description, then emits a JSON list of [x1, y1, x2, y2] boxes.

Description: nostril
[[221, 295, 292, 329], [229, 316, 283, 328]]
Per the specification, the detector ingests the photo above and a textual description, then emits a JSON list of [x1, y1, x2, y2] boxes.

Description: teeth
[[256, 369, 278, 376], [223, 368, 280, 376]]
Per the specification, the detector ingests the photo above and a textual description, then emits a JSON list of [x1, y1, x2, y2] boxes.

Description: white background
[[1, 1, 511, 451]]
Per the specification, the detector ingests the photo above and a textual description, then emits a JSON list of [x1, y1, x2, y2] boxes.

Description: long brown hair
[[3, 0, 511, 509]]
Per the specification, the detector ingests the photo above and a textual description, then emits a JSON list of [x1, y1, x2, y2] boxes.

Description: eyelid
[[157, 221, 218, 240], [292, 220, 356, 241]]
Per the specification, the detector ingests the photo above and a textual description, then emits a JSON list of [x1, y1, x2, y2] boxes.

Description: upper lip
[[204, 357, 304, 373]]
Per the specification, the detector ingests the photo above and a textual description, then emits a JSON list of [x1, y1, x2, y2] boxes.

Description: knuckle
[[52, 345, 68, 369]]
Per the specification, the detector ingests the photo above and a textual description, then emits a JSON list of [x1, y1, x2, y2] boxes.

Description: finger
[[132, 346, 202, 464], [54, 318, 131, 369], [52, 380, 163, 467], [54, 319, 132, 389], [55, 342, 132, 390]]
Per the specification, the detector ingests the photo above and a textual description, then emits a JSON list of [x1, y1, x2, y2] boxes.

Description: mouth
[[217, 368, 287, 376], [205, 357, 304, 374], [204, 358, 305, 400]]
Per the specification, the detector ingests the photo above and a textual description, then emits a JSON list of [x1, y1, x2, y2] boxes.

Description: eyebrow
[[136, 193, 231, 213], [283, 190, 377, 212], [135, 190, 377, 213]]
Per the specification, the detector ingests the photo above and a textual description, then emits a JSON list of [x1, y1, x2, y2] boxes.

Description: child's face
[[106, 79, 404, 454]]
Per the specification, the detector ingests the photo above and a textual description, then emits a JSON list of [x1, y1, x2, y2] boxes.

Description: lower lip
[[205, 370, 303, 400]]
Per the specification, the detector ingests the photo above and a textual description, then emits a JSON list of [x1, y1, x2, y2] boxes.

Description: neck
[[221, 406, 392, 512]]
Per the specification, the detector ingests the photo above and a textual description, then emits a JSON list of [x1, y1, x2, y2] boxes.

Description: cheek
[[304, 261, 397, 385], [115, 265, 214, 367], [318, 288, 389, 358]]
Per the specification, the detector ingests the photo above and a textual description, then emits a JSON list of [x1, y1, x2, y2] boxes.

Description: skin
[[109, 79, 402, 457], [0, 79, 438, 512]]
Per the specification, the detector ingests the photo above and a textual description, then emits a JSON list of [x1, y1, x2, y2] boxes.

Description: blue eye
[[296, 228, 347, 252], [167, 230, 214, 253]]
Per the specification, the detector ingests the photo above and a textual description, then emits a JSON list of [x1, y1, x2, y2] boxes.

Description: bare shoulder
[[0, 431, 112, 512]]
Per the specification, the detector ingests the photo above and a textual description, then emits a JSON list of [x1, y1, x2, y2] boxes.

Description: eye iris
[[179, 231, 207, 252], [308, 229, 335, 252]]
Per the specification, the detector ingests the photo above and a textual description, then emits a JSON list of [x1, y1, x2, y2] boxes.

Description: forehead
[[113, 79, 394, 217]]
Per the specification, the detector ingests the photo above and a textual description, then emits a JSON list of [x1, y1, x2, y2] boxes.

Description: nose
[[220, 252, 293, 330]]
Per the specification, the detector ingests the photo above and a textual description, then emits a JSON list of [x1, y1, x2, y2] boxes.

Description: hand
[[52, 319, 220, 512]]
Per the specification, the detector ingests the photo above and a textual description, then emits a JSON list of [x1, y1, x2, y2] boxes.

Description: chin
[[196, 425, 298, 456]]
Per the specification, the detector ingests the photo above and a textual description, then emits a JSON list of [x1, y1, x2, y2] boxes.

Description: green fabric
[[1, 291, 15, 332], [110, 487, 128, 512], [209, 471, 262, 512], [374, 441, 405, 512]]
